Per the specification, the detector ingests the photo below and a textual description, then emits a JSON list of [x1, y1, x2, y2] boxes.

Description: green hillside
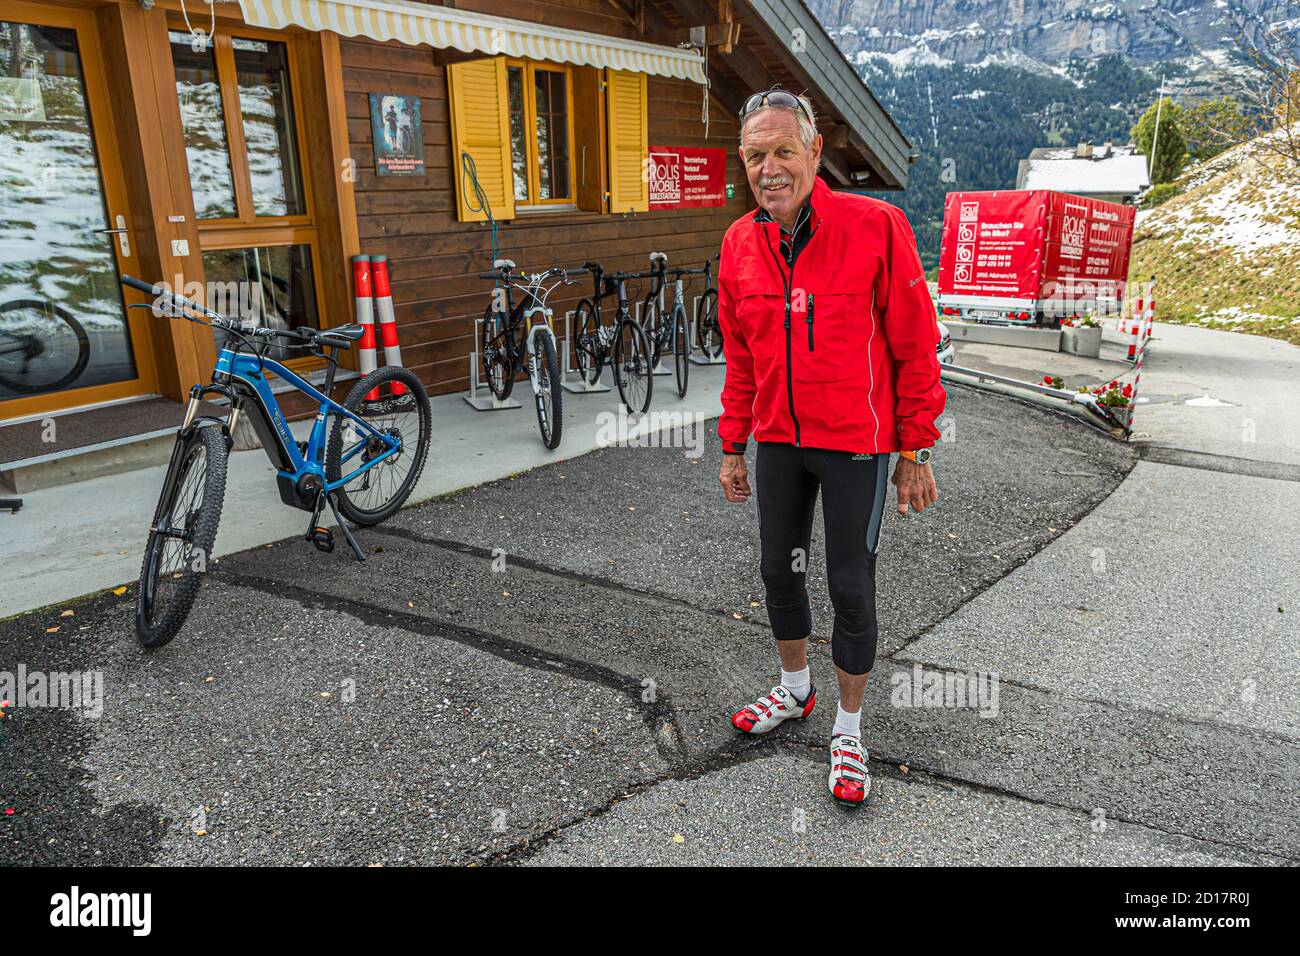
[[1129, 131, 1300, 346]]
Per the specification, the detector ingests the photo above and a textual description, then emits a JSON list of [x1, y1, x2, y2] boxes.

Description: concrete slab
[[902, 461, 1300, 738], [524, 752, 1269, 866]]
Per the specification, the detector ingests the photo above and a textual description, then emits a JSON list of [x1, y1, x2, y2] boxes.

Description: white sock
[[833, 704, 861, 739], [780, 666, 810, 701]]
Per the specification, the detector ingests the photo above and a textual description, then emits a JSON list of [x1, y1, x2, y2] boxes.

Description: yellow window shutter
[[605, 69, 648, 213], [448, 58, 516, 222]]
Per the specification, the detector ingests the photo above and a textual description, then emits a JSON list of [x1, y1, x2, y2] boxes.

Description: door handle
[[97, 214, 131, 257]]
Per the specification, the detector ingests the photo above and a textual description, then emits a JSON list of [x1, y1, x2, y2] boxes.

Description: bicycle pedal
[[307, 526, 335, 553]]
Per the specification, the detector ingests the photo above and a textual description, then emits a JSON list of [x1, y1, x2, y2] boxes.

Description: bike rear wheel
[[695, 288, 722, 359], [0, 299, 90, 395], [327, 366, 432, 525], [673, 304, 689, 398], [481, 304, 514, 401], [136, 426, 228, 649], [613, 317, 652, 415], [531, 330, 563, 449], [574, 298, 603, 386], [641, 293, 663, 369]]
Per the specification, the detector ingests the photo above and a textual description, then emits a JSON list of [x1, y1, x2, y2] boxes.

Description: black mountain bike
[[641, 252, 704, 399], [572, 261, 653, 415], [0, 299, 91, 395], [694, 253, 723, 360], [477, 259, 582, 449]]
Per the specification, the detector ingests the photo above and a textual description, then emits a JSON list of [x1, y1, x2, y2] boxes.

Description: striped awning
[[236, 0, 707, 84]]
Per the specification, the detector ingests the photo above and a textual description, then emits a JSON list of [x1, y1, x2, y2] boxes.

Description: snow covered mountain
[[810, 0, 1298, 86]]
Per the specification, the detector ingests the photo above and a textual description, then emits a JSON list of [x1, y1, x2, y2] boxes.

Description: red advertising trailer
[[936, 190, 1136, 326]]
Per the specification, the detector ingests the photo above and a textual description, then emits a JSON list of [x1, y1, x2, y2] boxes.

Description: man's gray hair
[[739, 93, 818, 148]]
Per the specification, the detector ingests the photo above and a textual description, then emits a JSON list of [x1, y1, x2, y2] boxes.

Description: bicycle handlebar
[[119, 274, 333, 349]]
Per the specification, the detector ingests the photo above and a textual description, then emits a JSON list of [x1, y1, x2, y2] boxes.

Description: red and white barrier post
[[1126, 284, 1145, 362], [369, 254, 407, 399], [352, 255, 378, 387]]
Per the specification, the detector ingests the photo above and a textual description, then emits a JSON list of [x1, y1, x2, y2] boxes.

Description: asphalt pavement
[[1, 326, 1296, 866]]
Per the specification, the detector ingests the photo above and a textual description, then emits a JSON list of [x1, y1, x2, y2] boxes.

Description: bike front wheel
[[613, 317, 653, 415], [136, 426, 228, 649], [327, 366, 432, 526], [531, 331, 563, 449]]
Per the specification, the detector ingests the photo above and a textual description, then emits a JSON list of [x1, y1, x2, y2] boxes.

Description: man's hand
[[891, 458, 938, 515], [720, 454, 752, 502]]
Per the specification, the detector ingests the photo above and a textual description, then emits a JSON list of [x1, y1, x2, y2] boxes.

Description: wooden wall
[[339, 29, 751, 397]]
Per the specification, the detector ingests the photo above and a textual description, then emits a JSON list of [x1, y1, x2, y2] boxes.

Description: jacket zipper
[[807, 293, 815, 351], [762, 229, 801, 447]]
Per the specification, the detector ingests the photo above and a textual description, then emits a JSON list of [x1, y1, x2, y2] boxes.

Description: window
[[169, 28, 322, 359], [448, 60, 630, 221], [505, 61, 574, 206]]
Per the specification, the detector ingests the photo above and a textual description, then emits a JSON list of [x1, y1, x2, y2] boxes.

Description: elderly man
[[717, 87, 946, 807]]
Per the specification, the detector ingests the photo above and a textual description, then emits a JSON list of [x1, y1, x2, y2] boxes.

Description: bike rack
[[463, 316, 523, 411], [560, 309, 611, 395], [688, 296, 725, 366]]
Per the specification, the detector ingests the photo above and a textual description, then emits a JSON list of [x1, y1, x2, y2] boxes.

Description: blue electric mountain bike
[[120, 275, 431, 649]]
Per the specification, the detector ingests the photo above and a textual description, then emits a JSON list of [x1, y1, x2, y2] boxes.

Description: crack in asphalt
[[365, 523, 776, 636], [1135, 443, 1300, 482], [216, 571, 691, 773]]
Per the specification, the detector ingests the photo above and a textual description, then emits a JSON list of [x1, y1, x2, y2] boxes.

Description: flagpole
[[1149, 74, 1166, 179]]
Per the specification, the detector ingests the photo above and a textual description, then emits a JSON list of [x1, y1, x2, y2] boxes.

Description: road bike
[[0, 298, 91, 395], [119, 275, 431, 649], [694, 253, 723, 360], [641, 252, 711, 400], [477, 259, 583, 449], [572, 261, 654, 415]]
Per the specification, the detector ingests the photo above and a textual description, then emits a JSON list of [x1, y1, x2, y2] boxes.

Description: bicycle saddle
[[649, 251, 667, 264], [493, 258, 516, 270]]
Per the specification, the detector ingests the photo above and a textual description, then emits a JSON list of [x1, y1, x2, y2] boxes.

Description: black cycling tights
[[755, 442, 890, 676]]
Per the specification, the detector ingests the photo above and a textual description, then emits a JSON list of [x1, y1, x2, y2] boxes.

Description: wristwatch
[[899, 448, 932, 464]]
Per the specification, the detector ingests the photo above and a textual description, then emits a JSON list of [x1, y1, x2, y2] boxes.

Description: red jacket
[[718, 177, 946, 455]]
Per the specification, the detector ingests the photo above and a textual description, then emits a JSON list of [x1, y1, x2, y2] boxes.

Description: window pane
[[506, 66, 528, 202], [233, 37, 304, 217], [549, 72, 569, 200], [169, 31, 238, 220], [534, 70, 569, 201], [202, 244, 318, 361]]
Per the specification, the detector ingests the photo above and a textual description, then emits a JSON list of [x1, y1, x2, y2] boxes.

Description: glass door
[[0, 1, 155, 419]]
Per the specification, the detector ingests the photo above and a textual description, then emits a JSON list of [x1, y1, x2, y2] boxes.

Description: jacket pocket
[[807, 293, 815, 352]]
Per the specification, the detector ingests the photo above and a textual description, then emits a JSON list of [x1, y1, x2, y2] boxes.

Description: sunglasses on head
[[740, 88, 814, 126]]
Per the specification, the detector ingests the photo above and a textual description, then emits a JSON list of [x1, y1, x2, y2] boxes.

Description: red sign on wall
[[647, 146, 727, 209]]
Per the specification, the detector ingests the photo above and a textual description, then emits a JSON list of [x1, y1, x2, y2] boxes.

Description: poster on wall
[[369, 93, 424, 176], [647, 146, 727, 209]]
